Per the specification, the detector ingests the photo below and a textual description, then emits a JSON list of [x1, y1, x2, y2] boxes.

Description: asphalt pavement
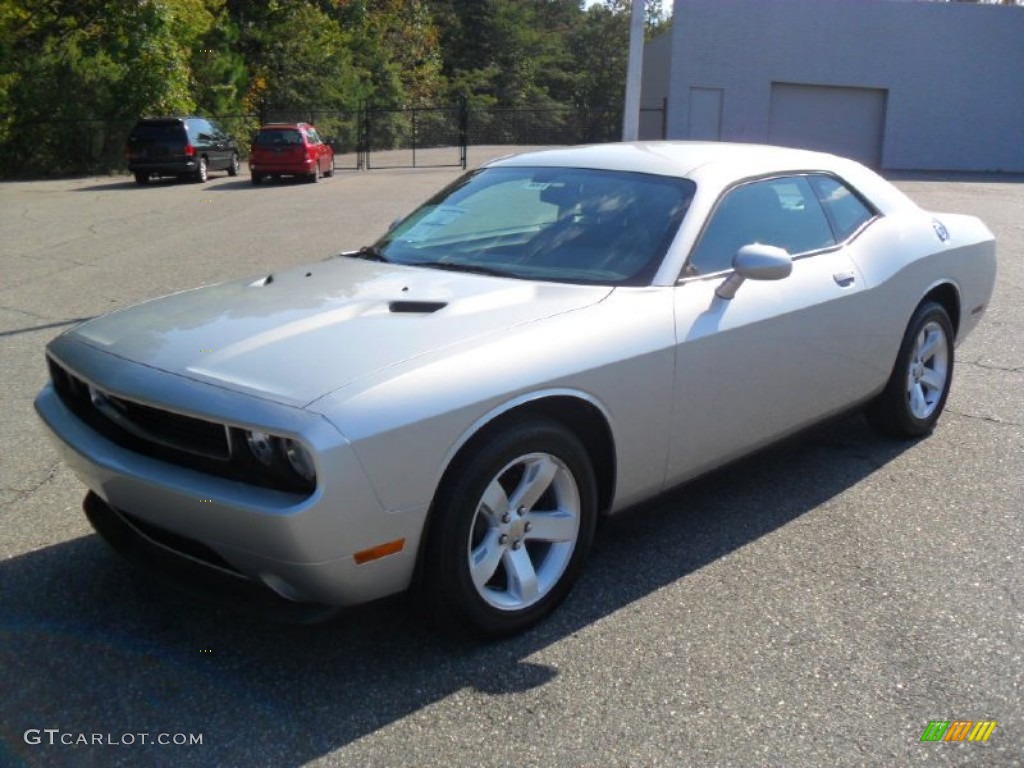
[[0, 150, 1021, 767]]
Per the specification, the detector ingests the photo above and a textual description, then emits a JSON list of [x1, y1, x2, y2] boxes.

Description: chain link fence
[[0, 103, 665, 178]]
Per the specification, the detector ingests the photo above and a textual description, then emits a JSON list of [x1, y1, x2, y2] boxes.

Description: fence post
[[459, 96, 468, 170], [411, 107, 417, 169], [358, 102, 367, 170]]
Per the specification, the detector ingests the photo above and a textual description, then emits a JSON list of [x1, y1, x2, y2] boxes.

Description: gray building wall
[[664, 0, 1024, 171]]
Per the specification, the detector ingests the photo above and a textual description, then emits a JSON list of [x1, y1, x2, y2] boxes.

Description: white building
[[646, 0, 1024, 171]]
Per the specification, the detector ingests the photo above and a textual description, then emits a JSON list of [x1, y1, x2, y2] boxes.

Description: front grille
[[48, 358, 229, 460], [47, 357, 314, 496], [94, 390, 229, 459]]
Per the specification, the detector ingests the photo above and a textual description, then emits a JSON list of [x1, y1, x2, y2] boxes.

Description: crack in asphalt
[[0, 302, 50, 323], [959, 359, 1024, 373], [945, 408, 1022, 428], [1, 461, 62, 502]]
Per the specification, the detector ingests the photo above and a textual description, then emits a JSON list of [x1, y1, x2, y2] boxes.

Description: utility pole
[[621, 0, 646, 141]]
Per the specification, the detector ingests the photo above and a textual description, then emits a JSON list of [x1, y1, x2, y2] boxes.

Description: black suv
[[125, 116, 240, 184]]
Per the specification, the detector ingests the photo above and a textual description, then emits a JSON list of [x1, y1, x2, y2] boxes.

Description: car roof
[[488, 141, 845, 176], [259, 123, 311, 129], [486, 141, 917, 214]]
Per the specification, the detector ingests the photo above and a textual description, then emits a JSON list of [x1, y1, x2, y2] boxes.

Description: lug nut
[[517, 506, 526, 517], [501, 513, 512, 524], [512, 540, 522, 550], [498, 534, 509, 546], [524, 522, 533, 533]]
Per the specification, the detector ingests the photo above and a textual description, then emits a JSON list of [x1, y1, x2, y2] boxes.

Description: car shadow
[[0, 414, 912, 767], [207, 178, 260, 191], [72, 176, 244, 192]]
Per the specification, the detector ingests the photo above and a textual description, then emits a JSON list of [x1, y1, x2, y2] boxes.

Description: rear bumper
[[249, 157, 315, 175], [129, 159, 198, 176]]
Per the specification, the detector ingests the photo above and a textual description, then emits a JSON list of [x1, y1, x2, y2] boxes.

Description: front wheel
[[865, 301, 954, 438], [421, 419, 597, 638]]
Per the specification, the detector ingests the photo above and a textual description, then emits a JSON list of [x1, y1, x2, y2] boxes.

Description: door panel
[[668, 247, 879, 485]]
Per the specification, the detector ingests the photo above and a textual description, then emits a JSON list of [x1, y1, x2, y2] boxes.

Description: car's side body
[[35, 142, 996, 633], [249, 123, 335, 184]]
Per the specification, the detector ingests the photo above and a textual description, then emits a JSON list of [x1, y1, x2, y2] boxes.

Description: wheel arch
[[411, 391, 617, 590], [920, 280, 961, 338], [438, 392, 617, 516]]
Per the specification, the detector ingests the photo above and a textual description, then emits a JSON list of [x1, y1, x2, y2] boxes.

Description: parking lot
[[1, 151, 1021, 767]]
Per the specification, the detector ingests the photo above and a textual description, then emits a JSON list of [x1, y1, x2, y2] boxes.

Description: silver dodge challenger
[[35, 142, 997, 636]]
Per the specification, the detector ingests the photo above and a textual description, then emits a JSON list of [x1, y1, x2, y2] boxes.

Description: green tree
[[244, 1, 358, 116], [0, 0, 214, 174]]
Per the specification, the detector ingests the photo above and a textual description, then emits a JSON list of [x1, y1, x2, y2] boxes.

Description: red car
[[249, 123, 335, 184]]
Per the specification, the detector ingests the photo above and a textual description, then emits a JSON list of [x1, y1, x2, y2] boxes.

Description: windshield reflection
[[373, 166, 696, 286]]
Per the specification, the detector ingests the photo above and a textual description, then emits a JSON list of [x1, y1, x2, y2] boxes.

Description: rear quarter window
[[809, 175, 876, 242]]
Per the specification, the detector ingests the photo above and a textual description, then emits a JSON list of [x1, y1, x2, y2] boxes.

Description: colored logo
[[920, 720, 997, 742]]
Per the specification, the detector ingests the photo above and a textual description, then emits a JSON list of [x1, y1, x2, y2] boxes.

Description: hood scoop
[[388, 300, 447, 314]]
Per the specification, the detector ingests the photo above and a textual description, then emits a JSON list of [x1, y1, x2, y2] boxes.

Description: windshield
[[373, 166, 695, 285]]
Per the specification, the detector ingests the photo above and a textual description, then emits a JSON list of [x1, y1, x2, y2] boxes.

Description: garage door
[[769, 83, 887, 168]]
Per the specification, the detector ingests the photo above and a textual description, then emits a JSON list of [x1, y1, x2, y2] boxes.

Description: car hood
[[66, 257, 612, 407]]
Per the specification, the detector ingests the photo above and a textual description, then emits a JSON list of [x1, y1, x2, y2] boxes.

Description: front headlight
[[282, 438, 315, 482], [243, 429, 316, 490], [246, 430, 276, 465]]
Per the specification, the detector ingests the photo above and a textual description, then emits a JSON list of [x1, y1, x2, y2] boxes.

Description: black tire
[[251, 172, 263, 186], [309, 163, 321, 183], [228, 152, 240, 177], [133, 172, 149, 185], [324, 156, 335, 177], [865, 301, 955, 438], [420, 419, 597, 638], [194, 156, 208, 183]]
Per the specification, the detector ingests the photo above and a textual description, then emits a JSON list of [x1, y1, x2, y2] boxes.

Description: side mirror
[[715, 244, 792, 300]]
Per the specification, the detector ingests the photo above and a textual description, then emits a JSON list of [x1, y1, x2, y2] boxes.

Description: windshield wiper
[[418, 261, 516, 279], [351, 245, 390, 262]]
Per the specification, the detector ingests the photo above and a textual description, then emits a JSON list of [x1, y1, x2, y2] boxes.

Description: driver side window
[[687, 176, 836, 275]]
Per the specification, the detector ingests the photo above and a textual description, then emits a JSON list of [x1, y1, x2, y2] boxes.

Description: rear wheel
[[194, 156, 208, 183], [251, 172, 263, 186], [227, 152, 240, 177], [324, 156, 335, 177], [308, 163, 321, 183], [133, 172, 149, 185], [421, 419, 597, 638], [866, 301, 954, 437]]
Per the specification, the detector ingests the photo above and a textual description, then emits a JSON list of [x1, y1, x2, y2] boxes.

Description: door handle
[[833, 271, 856, 287]]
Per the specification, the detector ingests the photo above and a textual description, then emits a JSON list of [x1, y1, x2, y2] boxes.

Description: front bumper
[[34, 348, 425, 607], [83, 491, 340, 622]]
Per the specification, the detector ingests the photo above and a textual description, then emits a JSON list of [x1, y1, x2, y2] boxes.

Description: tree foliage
[[0, 0, 672, 175]]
